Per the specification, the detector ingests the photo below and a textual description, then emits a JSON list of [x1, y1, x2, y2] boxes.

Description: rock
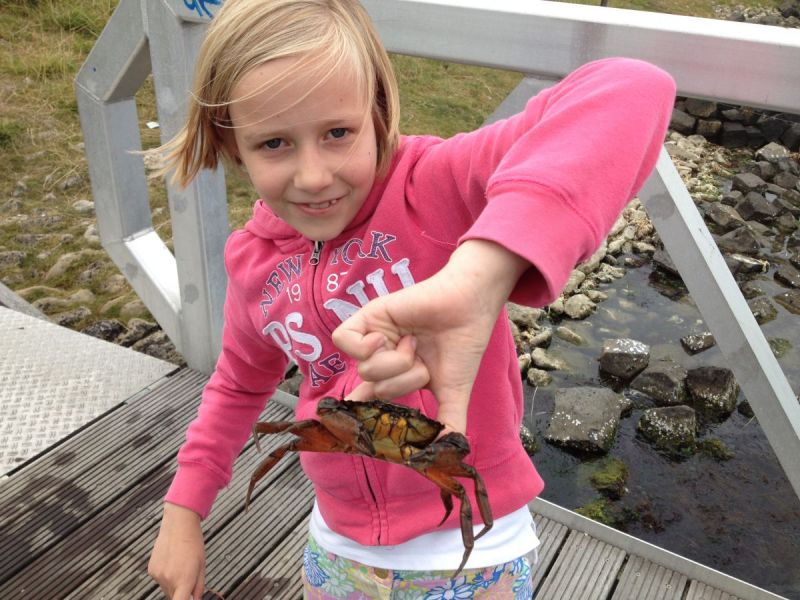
[[120, 299, 149, 319], [715, 226, 761, 255], [100, 274, 129, 295], [774, 171, 800, 191], [670, 108, 696, 135], [530, 347, 567, 371], [131, 330, 185, 365], [727, 253, 769, 274], [545, 387, 623, 454], [684, 98, 717, 118], [506, 302, 544, 331], [0, 250, 26, 268], [637, 406, 697, 458], [680, 332, 716, 355], [577, 242, 607, 274], [686, 366, 739, 421], [72, 200, 94, 214], [651, 248, 680, 277], [83, 223, 100, 244], [588, 457, 629, 499], [738, 399, 755, 419], [704, 203, 745, 232], [526, 327, 553, 349], [117, 318, 160, 347], [769, 337, 793, 358], [81, 319, 127, 342], [526, 367, 553, 387], [44, 250, 98, 281], [697, 438, 735, 461], [562, 269, 586, 295], [732, 172, 768, 194], [33, 296, 70, 313], [555, 326, 585, 345], [630, 360, 688, 406], [66, 289, 95, 305], [563, 294, 596, 319], [748, 296, 778, 324], [755, 141, 791, 163], [599, 338, 650, 383], [59, 174, 84, 191], [735, 192, 779, 223], [519, 423, 538, 454], [51, 306, 92, 327], [774, 263, 800, 288], [774, 290, 800, 314], [721, 121, 747, 148], [518, 353, 531, 375]]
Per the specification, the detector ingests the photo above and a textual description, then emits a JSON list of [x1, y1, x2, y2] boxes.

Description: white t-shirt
[[309, 501, 539, 571]]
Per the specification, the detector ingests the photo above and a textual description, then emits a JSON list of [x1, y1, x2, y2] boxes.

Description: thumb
[[430, 384, 471, 436], [191, 568, 204, 600]]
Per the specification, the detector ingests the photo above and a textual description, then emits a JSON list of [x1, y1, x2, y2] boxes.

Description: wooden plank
[[61, 408, 307, 598], [686, 581, 742, 600], [532, 513, 570, 593], [536, 530, 626, 600], [0, 369, 208, 582], [612, 554, 687, 600], [227, 515, 309, 599]]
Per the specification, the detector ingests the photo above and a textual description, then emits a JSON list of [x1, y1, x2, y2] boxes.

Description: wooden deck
[[0, 367, 789, 599]]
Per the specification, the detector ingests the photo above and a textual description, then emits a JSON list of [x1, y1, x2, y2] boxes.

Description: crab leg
[[417, 467, 474, 577], [247, 420, 350, 509]]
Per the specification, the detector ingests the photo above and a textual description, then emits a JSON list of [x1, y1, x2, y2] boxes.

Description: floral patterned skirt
[[303, 534, 534, 600]]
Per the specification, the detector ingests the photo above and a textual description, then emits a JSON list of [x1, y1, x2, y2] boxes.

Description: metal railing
[[75, 0, 800, 511]]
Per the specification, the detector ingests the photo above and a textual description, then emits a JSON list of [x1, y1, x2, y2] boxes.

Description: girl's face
[[229, 56, 378, 242]]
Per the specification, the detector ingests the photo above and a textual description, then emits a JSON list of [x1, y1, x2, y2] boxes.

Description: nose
[[293, 145, 334, 193]]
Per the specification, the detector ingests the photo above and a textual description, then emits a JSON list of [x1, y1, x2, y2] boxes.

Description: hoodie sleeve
[[408, 57, 676, 307], [165, 233, 289, 518]]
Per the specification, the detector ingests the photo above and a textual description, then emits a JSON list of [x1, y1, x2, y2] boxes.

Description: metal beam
[[363, 0, 800, 113]]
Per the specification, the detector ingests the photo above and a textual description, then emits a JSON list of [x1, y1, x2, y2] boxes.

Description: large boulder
[[630, 361, 688, 406], [686, 366, 739, 421], [545, 387, 623, 454], [599, 338, 650, 384], [637, 406, 697, 458]]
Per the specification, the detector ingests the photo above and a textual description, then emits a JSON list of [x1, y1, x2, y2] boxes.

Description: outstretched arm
[[333, 239, 529, 434]]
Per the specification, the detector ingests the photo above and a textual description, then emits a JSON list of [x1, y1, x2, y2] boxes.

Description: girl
[[147, 0, 676, 598]]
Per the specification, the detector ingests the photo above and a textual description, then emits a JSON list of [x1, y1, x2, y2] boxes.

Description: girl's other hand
[[333, 240, 528, 434], [148, 503, 206, 600]]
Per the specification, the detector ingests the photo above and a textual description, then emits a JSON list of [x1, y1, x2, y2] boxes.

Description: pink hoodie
[[166, 57, 676, 546]]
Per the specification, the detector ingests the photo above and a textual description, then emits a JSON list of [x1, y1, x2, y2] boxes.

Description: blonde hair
[[156, 0, 400, 188]]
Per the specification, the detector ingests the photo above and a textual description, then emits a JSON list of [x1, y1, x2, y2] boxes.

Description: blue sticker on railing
[[183, 0, 222, 18]]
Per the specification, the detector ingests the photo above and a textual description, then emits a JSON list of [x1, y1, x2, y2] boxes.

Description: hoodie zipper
[[307, 238, 384, 541], [309, 240, 323, 266]]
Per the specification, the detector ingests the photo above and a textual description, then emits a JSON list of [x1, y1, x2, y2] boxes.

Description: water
[[524, 263, 800, 599]]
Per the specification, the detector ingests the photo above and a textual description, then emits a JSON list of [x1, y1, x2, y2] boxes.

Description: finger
[[332, 325, 387, 360], [371, 358, 431, 401], [357, 335, 416, 381], [193, 568, 205, 600], [171, 584, 192, 600], [346, 380, 376, 402]]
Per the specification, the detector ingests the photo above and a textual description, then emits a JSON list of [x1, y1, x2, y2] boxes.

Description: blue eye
[[264, 138, 282, 149], [329, 128, 347, 139]]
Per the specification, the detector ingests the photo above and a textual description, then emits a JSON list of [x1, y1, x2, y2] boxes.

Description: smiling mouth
[[300, 198, 340, 211]]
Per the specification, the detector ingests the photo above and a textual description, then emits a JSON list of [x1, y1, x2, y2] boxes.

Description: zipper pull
[[310, 241, 323, 266]]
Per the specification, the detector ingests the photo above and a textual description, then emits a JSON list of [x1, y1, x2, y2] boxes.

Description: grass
[[0, 0, 787, 332]]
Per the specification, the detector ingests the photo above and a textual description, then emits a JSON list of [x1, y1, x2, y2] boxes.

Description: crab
[[246, 397, 493, 575]]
